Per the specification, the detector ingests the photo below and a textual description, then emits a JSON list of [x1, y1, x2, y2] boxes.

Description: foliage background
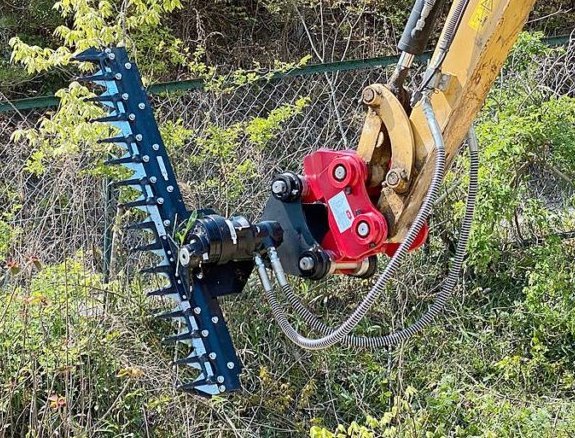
[[1, 1, 575, 436]]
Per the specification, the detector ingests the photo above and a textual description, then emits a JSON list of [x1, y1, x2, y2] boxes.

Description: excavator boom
[[75, 0, 538, 395], [375, 0, 538, 240]]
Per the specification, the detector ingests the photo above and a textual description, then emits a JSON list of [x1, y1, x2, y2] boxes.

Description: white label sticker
[[328, 191, 354, 233]]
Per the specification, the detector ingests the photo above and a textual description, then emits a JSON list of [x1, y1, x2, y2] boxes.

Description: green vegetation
[[1, 1, 575, 437]]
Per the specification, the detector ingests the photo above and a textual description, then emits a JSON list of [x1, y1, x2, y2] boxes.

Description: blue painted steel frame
[[74, 47, 241, 395]]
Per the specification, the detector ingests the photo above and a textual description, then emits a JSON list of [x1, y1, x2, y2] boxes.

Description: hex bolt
[[217, 376, 225, 383], [201, 329, 209, 338], [357, 221, 370, 238], [333, 164, 347, 181], [208, 352, 217, 360], [163, 219, 171, 227], [227, 362, 235, 369], [152, 143, 160, 151], [149, 176, 157, 183], [157, 197, 164, 205], [299, 256, 315, 272], [135, 134, 143, 141], [114, 73, 122, 80], [167, 185, 174, 192], [125, 62, 132, 69], [219, 385, 226, 393], [271, 180, 287, 195], [386, 168, 409, 193], [142, 155, 150, 162], [121, 93, 129, 101], [193, 307, 202, 315], [211, 316, 219, 324], [107, 53, 116, 60], [386, 170, 401, 187], [138, 102, 145, 109]]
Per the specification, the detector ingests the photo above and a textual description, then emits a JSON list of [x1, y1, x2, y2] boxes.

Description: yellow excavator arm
[[358, 0, 537, 241]]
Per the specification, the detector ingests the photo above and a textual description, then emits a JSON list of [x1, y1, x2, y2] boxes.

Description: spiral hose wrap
[[257, 95, 458, 350]]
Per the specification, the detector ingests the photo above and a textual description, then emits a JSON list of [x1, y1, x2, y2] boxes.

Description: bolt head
[[138, 103, 145, 109], [152, 143, 160, 150], [219, 385, 226, 393], [227, 362, 235, 369], [193, 307, 201, 315], [135, 134, 143, 141], [217, 376, 225, 383], [208, 352, 217, 360], [125, 62, 132, 69], [167, 186, 174, 193], [163, 220, 171, 227], [149, 176, 157, 184], [201, 330, 209, 337], [121, 93, 129, 101], [271, 180, 287, 195], [211, 316, 219, 324], [386, 170, 400, 187], [157, 197, 164, 205], [114, 73, 122, 80], [107, 53, 116, 60]]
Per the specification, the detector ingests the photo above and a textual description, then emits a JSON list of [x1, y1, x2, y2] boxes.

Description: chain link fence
[[0, 55, 412, 272], [0, 34, 574, 437], [1, 38, 574, 277]]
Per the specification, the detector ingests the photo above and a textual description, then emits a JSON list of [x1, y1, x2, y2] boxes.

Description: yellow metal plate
[[469, 0, 500, 31]]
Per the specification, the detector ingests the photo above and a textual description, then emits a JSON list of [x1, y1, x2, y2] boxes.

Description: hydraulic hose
[[257, 95, 446, 350], [415, 0, 470, 102], [279, 127, 479, 347]]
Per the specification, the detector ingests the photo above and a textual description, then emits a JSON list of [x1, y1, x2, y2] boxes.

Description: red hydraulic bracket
[[301, 149, 427, 263]]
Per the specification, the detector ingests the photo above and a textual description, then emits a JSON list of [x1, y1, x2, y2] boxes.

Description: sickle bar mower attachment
[[73, 47, 269, 396]]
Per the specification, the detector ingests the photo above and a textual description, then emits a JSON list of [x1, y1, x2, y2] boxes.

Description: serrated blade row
[[73, 47, 241, 396]]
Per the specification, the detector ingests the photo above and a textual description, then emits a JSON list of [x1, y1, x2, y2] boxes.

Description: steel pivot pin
[[357, 221, 370, 237], [333, 164, 347, 181]]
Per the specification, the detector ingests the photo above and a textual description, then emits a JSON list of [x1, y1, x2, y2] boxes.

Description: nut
[[271, 180, 287, 195]]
